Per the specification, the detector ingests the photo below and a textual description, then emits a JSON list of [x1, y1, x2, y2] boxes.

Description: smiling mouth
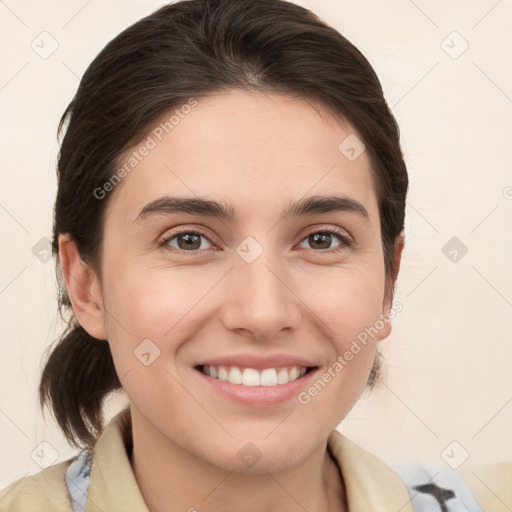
[[195, 364, 317, 387]]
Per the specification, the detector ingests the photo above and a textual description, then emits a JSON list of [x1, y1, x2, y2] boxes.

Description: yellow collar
[[86, 407, 412, 511]]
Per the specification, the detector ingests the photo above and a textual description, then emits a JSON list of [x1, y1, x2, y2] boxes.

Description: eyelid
[[302, 224, 353, 243]]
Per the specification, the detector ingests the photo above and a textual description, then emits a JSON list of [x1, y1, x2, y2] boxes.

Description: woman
[[0, 0, 508, 510]]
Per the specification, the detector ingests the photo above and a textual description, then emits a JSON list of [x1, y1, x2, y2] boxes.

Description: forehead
[[106, 90, 378, 224]]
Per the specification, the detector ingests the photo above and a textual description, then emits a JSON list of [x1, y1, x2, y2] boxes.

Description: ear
[[58, 233, 108, 340], [376, 233, 405, 341]]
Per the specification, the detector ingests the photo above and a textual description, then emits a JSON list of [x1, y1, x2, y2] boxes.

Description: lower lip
[[195, 367, 319, 407]]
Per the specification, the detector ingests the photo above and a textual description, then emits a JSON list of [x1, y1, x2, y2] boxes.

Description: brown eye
[[298, 228, 352, 252], [159, 230, 214, 252]]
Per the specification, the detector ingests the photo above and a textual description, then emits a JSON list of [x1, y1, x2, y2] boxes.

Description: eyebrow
[[135, 194, 369, 223]]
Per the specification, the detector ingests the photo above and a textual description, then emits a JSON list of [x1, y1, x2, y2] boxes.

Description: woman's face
[[93, 89, 397, 472]]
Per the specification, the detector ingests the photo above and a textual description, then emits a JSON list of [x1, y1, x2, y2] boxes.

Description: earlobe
[[58, 233, 108, 340], [377, 234, 405, 342]]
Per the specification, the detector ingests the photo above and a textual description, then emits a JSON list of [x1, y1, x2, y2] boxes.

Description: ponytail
[[366, 350, 383, 392], [39, 318, 121, 450]]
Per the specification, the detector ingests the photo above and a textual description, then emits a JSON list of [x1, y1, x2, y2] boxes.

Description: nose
[[220, 248, 302, 341]]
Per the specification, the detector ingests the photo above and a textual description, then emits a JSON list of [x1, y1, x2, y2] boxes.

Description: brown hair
[[39, 0, 408, 450]]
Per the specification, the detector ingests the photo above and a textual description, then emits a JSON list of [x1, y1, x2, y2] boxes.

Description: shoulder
[[0, 459, 74, 512], [328, 430, 512, 511], [327, 430, 415, 510], [389, 455, 512, 511], [459, 461, 512, 511]]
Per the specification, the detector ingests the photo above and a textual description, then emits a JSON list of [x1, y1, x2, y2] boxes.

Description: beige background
[[1, 0, 511, 488]]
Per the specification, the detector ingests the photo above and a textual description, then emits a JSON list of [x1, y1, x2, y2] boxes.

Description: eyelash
[[157, 226, 353, 255]]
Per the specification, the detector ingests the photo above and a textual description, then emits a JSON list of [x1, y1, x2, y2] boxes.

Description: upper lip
[[195, 353, 318, 370]]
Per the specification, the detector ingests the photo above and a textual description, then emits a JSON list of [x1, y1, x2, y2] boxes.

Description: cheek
[[101, 265, 221, 371], [330, 285, 384, 345], [104, 261, 211, 332], [100, 268, 197, 419], [301, 268, 385, 386], [103, 254, 386, 353], [302, 261, 386, 336], [292, 272, 385, 422]]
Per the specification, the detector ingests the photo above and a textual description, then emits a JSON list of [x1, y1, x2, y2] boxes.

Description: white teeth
[[243, 368, 260, 386], [277, 368, 289, 384], [228, 366, 243, 384], [260, 368, 278, 386], [288, 367, 299, 381], [201, 365, 309, 386]]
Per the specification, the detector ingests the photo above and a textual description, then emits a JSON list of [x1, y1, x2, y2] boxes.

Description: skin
[[59, 89, 403, 512]]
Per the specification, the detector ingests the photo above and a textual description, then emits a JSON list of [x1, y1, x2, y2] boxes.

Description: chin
[[204, 438, 310, 475]]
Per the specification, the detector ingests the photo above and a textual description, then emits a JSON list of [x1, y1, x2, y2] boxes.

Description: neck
[[128, 408, 347, 512]]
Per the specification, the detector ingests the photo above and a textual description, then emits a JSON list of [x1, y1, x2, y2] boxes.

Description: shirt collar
[[86, 407, 412, 512]]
